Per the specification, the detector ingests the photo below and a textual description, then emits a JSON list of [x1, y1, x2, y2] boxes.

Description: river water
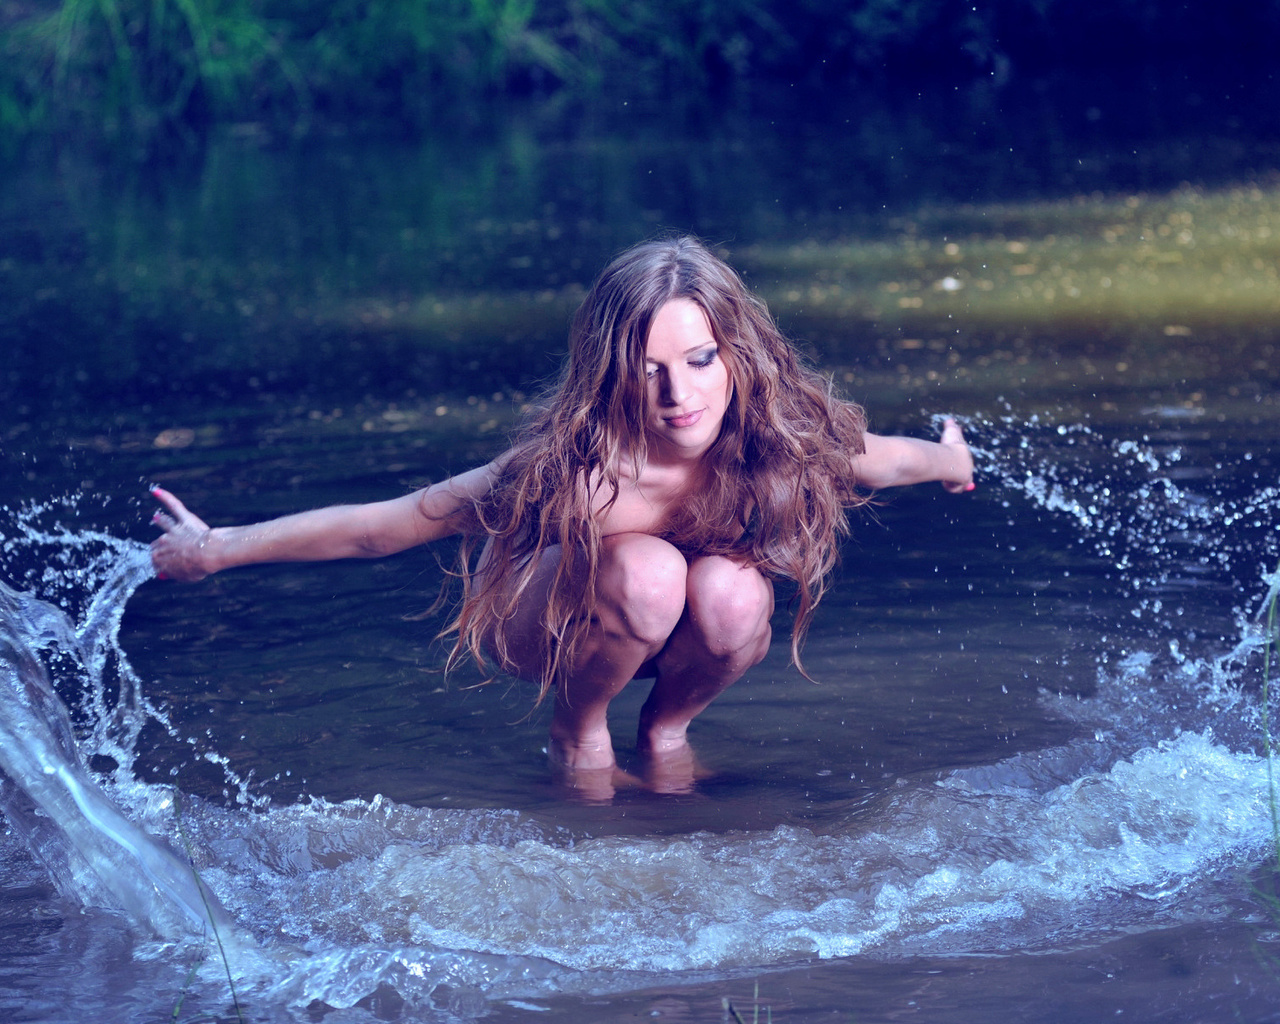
[[3, 84, 1280, 1022]]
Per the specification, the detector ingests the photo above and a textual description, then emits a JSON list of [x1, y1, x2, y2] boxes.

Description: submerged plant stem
[[1266, 566, 1280, 868], [173, 794, 245, 1024]]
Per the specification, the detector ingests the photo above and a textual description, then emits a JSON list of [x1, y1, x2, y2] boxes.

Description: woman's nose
[[661, 368, 691, 406]]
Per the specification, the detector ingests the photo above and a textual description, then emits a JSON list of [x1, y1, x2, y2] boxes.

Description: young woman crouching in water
[[150, 236, 975, 793]]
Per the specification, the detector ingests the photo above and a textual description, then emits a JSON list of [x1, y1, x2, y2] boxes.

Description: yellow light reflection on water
[[748, 183, 1280, 331], [740, 181, 1280, 412]]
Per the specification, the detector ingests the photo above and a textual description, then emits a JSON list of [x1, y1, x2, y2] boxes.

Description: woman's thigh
[[476, 533, 689, 682], [473, 538, 564, 682]]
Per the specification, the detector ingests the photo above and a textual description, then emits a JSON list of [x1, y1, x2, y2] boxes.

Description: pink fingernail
[[965, 482, 976, 492]]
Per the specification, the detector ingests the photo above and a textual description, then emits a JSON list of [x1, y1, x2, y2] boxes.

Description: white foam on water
[[132, 723, 1262, 1011]]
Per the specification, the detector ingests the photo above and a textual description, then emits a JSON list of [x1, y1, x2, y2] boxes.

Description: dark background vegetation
[[3, 0, 1279, 145]]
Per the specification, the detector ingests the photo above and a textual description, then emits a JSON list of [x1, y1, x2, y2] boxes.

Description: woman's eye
[[691, 350, 717, 368]]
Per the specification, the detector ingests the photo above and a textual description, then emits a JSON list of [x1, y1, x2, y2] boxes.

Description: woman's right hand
[[938, 417, 976, 494], [149, 486, 216, 581]]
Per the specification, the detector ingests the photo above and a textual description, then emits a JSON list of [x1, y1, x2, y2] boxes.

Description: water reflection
[[4, 83, 1280, 416]]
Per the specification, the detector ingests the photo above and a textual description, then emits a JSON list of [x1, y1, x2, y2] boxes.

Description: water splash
[[0, 569, 245, 940], [952, 408, 1280, 639], [948, 409, 1280, 747], [0, 500, 170, 774]]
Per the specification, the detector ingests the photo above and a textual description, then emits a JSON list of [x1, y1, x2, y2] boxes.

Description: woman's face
[[642, 298, 732, 460]]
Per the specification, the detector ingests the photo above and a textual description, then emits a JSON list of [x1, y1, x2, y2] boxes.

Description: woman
[[151, 237, 974, 791]]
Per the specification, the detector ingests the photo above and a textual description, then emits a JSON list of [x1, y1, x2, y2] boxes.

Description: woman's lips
[[663, 409, 704, 428]]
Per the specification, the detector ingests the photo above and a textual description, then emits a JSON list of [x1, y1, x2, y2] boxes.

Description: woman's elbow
[[351, 535, 398, 559]]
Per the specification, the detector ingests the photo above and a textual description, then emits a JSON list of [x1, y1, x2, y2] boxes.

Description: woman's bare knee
[[597, 534, 688, 647], [684, 557, 773, 663]]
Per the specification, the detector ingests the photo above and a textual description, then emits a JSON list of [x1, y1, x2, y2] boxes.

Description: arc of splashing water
[[0, 556, 246, 950]]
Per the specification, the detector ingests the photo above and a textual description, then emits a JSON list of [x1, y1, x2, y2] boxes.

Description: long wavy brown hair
[[442, 236, 870, 701]]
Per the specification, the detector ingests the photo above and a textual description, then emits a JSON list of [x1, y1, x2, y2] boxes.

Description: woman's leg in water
[[484, 539, 771, 776], [489, 532, 689, 770], [636, 554, 774, 757], [551, 533, 691, 768]]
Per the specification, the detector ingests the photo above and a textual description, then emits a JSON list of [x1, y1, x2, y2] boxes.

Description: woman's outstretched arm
[[149, 461, 500, 582], [851, 417, 976, 494]]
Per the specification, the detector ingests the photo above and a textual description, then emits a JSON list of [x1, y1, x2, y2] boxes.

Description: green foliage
[[0, 0, 585, 144], [1, 0, 305, 142], [2, 0, 1280, 149], [261, 0, 577, 122]]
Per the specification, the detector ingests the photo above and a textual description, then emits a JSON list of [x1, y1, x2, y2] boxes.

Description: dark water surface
[[4, 86, 1280, 1021]]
